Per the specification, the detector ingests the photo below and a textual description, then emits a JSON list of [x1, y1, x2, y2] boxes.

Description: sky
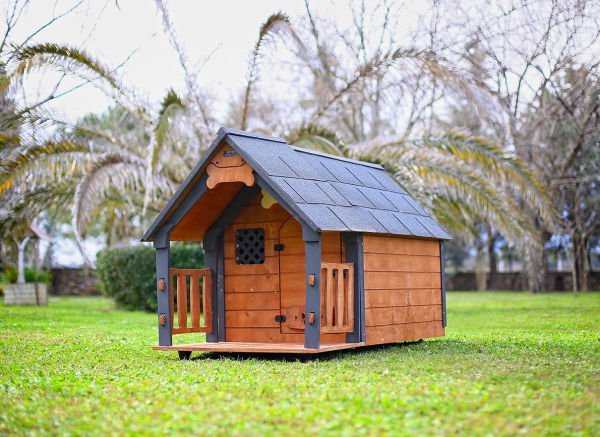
[[10, 0, 376, 121]]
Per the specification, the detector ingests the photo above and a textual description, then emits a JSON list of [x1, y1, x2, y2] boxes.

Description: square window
[[235, 228, 265, 265]]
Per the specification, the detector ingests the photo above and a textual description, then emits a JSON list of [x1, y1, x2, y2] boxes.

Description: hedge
[[96, 244, 203, 312]]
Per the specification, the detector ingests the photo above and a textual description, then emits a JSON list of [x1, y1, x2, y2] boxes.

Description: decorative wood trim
[[206, 162, 255, 189]]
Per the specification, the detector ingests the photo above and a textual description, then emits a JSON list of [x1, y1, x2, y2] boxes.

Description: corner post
[[203, 230, 221, 342], [440, 241, 447, 328], [343, 233, 365, 343], [154, 224, 173, 346], [303, 225, 321, 349]]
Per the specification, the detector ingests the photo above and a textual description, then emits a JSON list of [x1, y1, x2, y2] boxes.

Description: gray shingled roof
[[142, 128, 451, 241]]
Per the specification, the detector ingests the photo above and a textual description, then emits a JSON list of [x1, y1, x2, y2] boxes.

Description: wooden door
[[223, 197, 288, 343]]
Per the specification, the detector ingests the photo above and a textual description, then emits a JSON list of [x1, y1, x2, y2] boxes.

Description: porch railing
[[170, 268, 213, 334], [320, 262, 354, 333]]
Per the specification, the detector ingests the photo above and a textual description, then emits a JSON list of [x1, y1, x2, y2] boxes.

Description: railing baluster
[[170, 272, 175, 330], [177, 273, 188, 330], [336, 268, 344, 327], [326, 268, 334, 327], [345, 268, 354, 328], [190, 272, 200, 329]]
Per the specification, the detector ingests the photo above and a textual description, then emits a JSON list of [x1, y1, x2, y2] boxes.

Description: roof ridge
[[290, 145, 384, 170], [221, 127, 287, 144]]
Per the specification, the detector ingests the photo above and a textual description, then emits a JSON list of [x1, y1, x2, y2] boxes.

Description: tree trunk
[[486, 227, 498, 290], [16, 237, 30, 284], [581, 235, 591, 292], [571, 231, 587, 293], [475, 240, 487, 291]]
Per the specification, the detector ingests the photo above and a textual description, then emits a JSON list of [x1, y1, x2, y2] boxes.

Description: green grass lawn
[[0, 292, 598, 436]]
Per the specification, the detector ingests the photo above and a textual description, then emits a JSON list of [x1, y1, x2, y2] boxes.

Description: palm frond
[[6, 43, 123, 94], [72, 154, 146, 266], [240, 12, 296, 130], [0, 141, 90, 193], [143, 89, 185, 213], [286, 124, 347, 156]]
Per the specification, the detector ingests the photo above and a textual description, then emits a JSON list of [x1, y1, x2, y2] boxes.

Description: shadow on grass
[[182, 340, 429, 362]]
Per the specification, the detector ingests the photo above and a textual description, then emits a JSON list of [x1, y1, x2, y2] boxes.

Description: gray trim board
[[440, 241, 447, 328], [154, 225, 173, 346], [203, 232, 219, 342], [216, 234, 225, 342], [303, 226, 321, 349], [343, 232, 366, 343], [220, 127, 286, 143]]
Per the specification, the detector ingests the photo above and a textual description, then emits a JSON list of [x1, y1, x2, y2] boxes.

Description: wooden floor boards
[[153, 341, 365, 354]]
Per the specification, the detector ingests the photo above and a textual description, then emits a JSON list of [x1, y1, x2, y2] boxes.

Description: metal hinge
[[274, 243, 285, 252], [274, 314, 286, 323]]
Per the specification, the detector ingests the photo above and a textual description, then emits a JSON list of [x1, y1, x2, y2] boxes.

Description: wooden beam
[[304, 226, 321, 349], [203, 233, 219, 342], [154, 225, 173, 346], [343, 233, 365, 343], [440, 241, 447, 328]]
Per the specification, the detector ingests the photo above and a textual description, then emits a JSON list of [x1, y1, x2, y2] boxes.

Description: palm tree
[[0, 4, 555, 290]]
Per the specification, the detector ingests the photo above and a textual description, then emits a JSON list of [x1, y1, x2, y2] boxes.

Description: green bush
[[1, 266, 51, 284], [96, 243, 204, 312], [25, 267, 52, 284]]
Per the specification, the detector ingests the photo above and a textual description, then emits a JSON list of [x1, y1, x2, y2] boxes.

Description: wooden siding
[[363, 235, 444, 345], [223, 192, 346, 343]]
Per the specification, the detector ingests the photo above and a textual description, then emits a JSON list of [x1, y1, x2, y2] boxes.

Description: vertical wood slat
[[336, 268, 344, 327], [177, 273, 188, 330], [325, 267, 334, 326], [190, 271, 200, 329], [169, 268, 213, 334], [169, 273, 175, 332], [346, 269, 354, 330], [321, 262, 354, 333]]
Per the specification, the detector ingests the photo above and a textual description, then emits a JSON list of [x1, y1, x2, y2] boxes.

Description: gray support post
[[440, 241, 447, 327], [216, 233, 226, 342], [343, 233, 366, 343], [203, 230, 219, 342], [154, 225, 173, 346], [303, 225, 321, 349]]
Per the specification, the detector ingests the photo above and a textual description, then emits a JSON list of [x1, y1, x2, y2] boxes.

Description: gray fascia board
[[141, 128, 229, 242], [222, 127, 287, 143]]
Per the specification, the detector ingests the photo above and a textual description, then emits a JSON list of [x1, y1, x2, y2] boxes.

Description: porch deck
[[153, 341, 366, 354]]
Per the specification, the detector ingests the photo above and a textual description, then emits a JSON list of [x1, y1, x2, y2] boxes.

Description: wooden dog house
[[142, 128, 450, 357]]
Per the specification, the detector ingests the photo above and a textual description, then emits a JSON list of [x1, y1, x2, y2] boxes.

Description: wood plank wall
[[363, 235, 444, 345], [278, 219, 346, 342], [223, 193, 345, 343]]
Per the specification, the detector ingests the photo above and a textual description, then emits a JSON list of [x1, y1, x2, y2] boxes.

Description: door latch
[[274, 314, 286, 323]]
